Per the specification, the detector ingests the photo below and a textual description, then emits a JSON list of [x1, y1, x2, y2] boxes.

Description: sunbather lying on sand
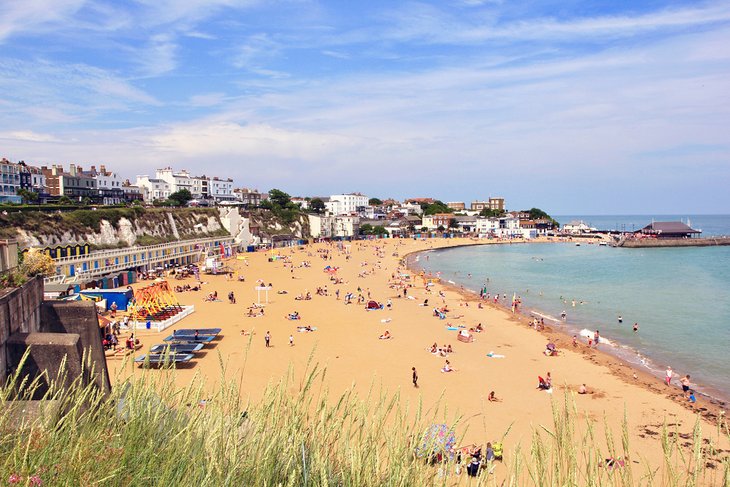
[[379, 330, 392, 340]]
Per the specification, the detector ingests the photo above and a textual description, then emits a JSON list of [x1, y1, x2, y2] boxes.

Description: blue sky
[[1, 0, 729, 214]]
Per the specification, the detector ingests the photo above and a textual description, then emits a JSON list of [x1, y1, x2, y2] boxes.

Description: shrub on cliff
[[20, 249, 56, 277]]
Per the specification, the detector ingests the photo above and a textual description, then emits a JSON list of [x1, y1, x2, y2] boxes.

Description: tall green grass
[[0, 350, 728, 486]]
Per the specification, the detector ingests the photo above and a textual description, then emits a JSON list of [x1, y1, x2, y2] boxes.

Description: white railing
[[52, 236, 233, 266]]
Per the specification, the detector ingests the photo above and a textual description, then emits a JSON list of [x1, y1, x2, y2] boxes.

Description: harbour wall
[[618, 237, 730, 248]]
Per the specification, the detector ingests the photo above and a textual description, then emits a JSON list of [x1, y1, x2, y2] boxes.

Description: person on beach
[[265, 331, 271, 348], [572, 335, 578, 347], [665, 366, 673, 385], [412, 367, 418, 388], [441, 360, 453, 373], [680, 375, 691, 396], [488, 391, 500, 402], [289, 334, 294, 346], [688, 390, 696, 403], [593, 330, 600, 347], [578, 384, 587, 394]]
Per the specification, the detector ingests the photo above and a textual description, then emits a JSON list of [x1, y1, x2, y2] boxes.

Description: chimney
[[90, 165, 96, 173], [69, 164, 76, 176], [100, 164, 106, 174]]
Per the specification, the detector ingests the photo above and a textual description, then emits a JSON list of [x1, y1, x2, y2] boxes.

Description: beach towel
[[486, 352, 505, 358], [446, 326, 459, 331]]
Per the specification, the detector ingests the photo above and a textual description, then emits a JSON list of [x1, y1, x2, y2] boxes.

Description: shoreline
[[109, 237, 729, 479], [404, 241, 729, 419]]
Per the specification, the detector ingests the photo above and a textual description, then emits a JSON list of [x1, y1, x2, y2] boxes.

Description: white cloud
[[0, 0, 87, 42], [381, 2, 730, 44], [0, 130, 62, 143]]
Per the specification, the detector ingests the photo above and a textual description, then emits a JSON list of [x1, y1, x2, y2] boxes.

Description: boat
[[149, 343, 205, 354], [575, 243, 581, 246], [163, 334, 215, 344], [135, 353, 194, 365], [599, 242, 608, 246]]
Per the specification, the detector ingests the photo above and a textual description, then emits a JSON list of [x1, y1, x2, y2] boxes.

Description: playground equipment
[[128, 280, 194, 331]]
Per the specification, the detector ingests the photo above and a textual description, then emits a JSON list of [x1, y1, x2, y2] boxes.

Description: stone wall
[[0, 276, 43, 384], [1, 278, 110, 396], [619, 237, 730, 248]]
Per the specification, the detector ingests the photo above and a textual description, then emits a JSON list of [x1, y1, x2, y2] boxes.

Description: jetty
[[613, 221, 730, 247]]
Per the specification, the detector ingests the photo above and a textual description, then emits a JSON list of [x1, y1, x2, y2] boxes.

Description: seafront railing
[[45, 235, 234, 284], [51, 236, 232, 266]]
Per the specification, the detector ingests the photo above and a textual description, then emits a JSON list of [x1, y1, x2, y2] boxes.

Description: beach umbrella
[[415, 424, 457, 460]]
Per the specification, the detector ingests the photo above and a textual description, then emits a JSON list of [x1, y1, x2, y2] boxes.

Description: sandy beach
[[108, 238, 729, 479]]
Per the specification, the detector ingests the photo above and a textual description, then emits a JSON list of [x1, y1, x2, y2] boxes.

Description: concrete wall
[[1, 277, 110, 395], [620, 237, 730, 248], [0, 239, 19, 272], [40, 301, 111, 394], [0, 276, 43, 384]]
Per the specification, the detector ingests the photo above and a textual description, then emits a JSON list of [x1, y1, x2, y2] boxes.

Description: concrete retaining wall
[[0, 277, 43, 384], [619, 237, 730, 248]]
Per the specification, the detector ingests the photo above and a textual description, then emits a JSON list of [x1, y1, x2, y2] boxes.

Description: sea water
[[414, 216, 730, 400]]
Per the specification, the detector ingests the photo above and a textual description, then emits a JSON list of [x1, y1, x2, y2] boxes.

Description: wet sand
[[108, 238, 729, 478]]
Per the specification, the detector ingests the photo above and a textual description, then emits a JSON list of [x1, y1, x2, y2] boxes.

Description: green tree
[[268, 189, 292, 209], [372, 225, 388, 236], [437, 225, 445, 233], [360, 223, 374, 235], [525, 208, 560, 228], [421, 200, 453, 216], [168, 189, 193, 207], [81, 196, 92, 206], [448, 218, 459, 229], [16, 188, 39, 204], [479, 208, 505, 218], [368, 198, 383, 206], [59, 195, 73, 205], [420, 226, 428, 233], [309, 198, 326, 214]]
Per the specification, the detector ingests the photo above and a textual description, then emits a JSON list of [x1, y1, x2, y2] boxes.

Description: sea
[[412, 215, 730, 401]]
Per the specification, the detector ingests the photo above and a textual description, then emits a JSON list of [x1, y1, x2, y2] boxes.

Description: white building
[[135, 176, 171, 202], [209, 177, 235, 202], [325, 193, 368, 215], [308, 214, 360, 238], [476, 215, 522, 238], [84, 165, 124, 205], [191, 175, 208, 199], [563, 220, 595, 234], [0, 158, 21, 203], [156, 167, 193, 195]]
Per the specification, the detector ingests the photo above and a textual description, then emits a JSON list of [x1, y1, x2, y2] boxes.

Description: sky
[[1, 0, 729, 214]]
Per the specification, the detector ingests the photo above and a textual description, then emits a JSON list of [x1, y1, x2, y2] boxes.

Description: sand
[[108, 238, 729, 478]]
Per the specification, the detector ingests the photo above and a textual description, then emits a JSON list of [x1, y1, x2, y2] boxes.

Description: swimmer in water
[[633, 323, 639, 332], [618, 315, 623, 324]]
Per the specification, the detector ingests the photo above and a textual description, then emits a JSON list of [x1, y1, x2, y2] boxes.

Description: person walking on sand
[[680, 374, 691, 396], [412, 367, 418, 388], [665, 366, 673, 385], [289, 334, 294, 347], [265, 331, 271, 348]]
